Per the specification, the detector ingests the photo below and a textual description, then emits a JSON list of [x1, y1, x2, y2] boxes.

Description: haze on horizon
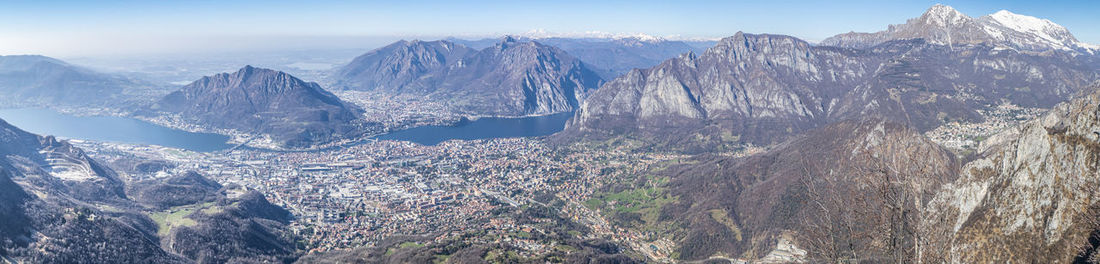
[[2, 0, 1099, 58]]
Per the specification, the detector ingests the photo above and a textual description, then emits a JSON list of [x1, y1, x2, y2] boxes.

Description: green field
[[148, 202, 218, 236]]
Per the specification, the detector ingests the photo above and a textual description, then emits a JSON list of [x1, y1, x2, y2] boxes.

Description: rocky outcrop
[[150, 66, 367, 148], [921, 85, 1100, 263], [334, 38, 605, 116]]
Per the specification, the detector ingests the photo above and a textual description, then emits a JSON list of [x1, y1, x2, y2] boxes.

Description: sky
[[1, 0, 1098, 57]]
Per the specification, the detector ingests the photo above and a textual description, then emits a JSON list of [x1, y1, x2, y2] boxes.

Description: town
[[72, 136, 683, 257]]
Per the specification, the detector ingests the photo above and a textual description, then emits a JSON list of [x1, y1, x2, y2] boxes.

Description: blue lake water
[[0, 108, 574, 151], [0, 108, 233, 152], [375, 112, 574, 145]]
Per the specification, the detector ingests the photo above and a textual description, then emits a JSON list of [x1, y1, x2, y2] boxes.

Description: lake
[[0, 108, 575, 151], [0, 108, 233, 152], [374, 112, 574, 145]]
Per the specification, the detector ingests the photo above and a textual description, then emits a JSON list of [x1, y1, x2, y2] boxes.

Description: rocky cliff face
[[821, 5, 1098, 53], [151, 66, 366, 148], [437, 37, 605, 115], [334, 38, 605, 116], [921, 85, 1100, 263], [561, 32, 1097, 151]]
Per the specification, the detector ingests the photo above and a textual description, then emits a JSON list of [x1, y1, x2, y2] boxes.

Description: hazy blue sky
[[1, 0, 1098, 57]]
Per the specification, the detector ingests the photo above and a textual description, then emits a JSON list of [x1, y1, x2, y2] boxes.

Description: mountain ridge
[[560, 30, 1098, 151]]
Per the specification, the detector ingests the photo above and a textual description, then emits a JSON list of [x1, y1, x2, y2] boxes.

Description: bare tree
[[796, 123, 954, 263]]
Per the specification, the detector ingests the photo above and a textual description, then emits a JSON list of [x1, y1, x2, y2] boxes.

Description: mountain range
[[333, 37, 606, 116], [822, 5, 1098, 53], [560, 6, 1099, 152]]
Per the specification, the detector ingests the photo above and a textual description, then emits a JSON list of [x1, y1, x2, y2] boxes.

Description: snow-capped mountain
[[516, 29, 668, 43], [821, 4, 1097, 53]]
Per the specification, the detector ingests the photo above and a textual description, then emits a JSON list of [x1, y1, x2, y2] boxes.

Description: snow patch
[[987, 10, 1073, 46], [520, 29, 666, 42]]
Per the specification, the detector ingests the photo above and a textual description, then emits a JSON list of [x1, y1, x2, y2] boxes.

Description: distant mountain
[[0, 55, 161, 108], [0, 118, 299, 263], [149, 66, 367, 149], [821, 4, 1099, 53], [560, 32, 1098, 151], [450, 36, 707, 77], [335, 40, 475, 93], [334, 38, 605, 116]]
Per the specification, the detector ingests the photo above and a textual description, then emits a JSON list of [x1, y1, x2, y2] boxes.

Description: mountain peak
[[237, 64, 256, 74], [230, 65, 287, 83], [919, 4, 970, 27]]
